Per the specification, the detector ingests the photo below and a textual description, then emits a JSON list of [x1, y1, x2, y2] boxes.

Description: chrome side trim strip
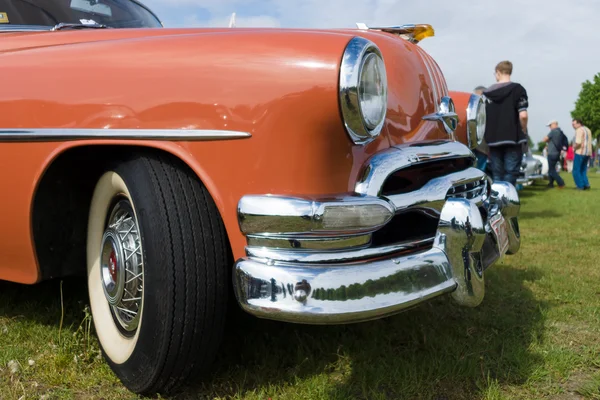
[[0, 128, 251, 142], [354, 140, 476, 197], [246, 236, 434, 264]]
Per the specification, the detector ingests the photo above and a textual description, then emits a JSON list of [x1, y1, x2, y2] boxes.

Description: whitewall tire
[[86, 152, 229, 395]]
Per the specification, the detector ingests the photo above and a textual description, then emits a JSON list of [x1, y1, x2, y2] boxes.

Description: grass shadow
[[517, 190, 539, 199], [519, 209, 562, 221], [0, 264, 547, 400], [517, 185, 550, 198], [175, 264, 547, 400], [0, 277, 89, 332]]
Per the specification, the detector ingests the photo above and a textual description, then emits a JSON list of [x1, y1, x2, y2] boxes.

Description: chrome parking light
[[237, 195, 394, 236]]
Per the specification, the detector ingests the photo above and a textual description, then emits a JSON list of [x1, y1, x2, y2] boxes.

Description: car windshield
[[0, 0, 161, 29]]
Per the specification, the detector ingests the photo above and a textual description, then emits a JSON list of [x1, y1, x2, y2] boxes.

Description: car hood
[[1, 27, 449, 146]]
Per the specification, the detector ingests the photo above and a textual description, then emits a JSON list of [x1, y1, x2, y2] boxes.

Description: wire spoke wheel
[[100, 199, 144, 335]]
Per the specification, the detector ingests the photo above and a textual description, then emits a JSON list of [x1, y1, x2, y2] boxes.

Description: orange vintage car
[[0, 0, 521, 395]]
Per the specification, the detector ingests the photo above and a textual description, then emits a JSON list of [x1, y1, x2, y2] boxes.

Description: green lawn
[[1, 172, 599, 400]]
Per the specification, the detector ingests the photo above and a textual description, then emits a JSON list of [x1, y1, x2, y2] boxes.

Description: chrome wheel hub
[[100, 199, 144, 333]]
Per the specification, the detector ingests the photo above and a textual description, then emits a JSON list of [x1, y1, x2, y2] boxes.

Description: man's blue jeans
[[573, 154, 590, 189], [489, 145, 522, 186], [547, 154, 565, 187]]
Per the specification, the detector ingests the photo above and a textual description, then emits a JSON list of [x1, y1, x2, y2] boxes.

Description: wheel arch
[[31, 142, 234, 281]]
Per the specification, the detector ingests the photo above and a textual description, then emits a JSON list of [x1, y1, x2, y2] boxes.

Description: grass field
[[1, 172, 599, 400]]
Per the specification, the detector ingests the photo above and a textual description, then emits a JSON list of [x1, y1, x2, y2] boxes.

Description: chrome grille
[[240, 141, 488, 264], [446, 177, 489, 200]]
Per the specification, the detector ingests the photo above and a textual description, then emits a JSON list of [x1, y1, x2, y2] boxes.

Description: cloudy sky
[[142, 0, 600, 144]]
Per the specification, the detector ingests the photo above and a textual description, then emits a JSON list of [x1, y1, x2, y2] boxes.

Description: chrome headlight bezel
[[466, 93, 486, 149], [339, 36, 388, 145]]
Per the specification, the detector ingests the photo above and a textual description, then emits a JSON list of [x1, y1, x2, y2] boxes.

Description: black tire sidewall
[[97, 157, 183, 390]]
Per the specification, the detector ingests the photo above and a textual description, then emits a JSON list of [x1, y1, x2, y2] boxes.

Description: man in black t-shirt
[[482, 61, 529, 186]]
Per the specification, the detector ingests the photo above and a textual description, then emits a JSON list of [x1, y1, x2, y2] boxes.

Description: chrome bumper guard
[[233, 141, 521, 324]]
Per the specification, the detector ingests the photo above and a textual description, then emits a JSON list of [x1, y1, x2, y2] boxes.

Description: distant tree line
[[572, 72, 600, 140], [534, 73, 600, 155]]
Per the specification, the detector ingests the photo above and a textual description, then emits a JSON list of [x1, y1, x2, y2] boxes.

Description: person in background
[[572, 118, 593, 190], [566, 142, 574, 173], [543, 120, 567, 188], [482, 61, 529, 187], [472, 85, 490, 171]]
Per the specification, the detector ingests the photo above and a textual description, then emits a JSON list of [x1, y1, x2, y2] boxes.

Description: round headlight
[[359, 53, 387, 130], [466, 93, 486, 149], [476, 98, 486, 142], [340, 37, 388, 144]]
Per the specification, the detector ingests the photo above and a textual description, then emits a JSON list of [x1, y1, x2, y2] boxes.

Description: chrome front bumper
[[517, 173, 545, 184], [233, 141, 521, 324]]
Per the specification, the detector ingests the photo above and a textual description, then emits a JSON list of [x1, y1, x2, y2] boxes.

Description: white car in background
[[531, 154, 549, 176], [517, 150, 545, 186], [531, 153, 563, 176]]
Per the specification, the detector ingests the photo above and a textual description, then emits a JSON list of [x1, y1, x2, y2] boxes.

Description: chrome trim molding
[[247, 234, 372, 252], [0, 128, 251, 142], [466, 93, 486, 149], [387, 167, 490, 214], [0, 25, 52, 32], [339, 36, 388, 145], [423, 96, 458, 139], [246, 236, 434, 264], [354, 140, 476, 197]]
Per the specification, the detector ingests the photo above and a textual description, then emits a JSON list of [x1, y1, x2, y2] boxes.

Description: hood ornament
[[356, 23, 435, 44], [422, 96, 459, 140]]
